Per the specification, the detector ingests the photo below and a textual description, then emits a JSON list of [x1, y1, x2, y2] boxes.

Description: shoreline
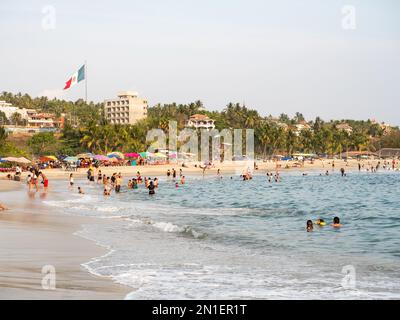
[[0, 180, 131, 299], [0, 158, 388, 182]]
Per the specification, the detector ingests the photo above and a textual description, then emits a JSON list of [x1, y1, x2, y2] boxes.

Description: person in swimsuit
[[148, 181, 155, 195], [306, 220, 313, 232], [331, 217, 343, 228], [40, 172, 49, 190], [69, 173, 74, 188]]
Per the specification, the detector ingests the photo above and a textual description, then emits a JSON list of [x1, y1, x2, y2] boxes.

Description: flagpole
[[85, 60, 88, 104]]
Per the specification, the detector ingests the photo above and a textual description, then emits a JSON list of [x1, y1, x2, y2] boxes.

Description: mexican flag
[[63, 65, 85, 90]]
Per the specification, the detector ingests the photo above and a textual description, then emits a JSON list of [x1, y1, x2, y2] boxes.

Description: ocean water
[[44, 170, 400, 299]]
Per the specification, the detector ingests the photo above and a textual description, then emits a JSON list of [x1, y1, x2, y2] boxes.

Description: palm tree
[[0, 126, 8, 142], [10, 112, 22, 127]]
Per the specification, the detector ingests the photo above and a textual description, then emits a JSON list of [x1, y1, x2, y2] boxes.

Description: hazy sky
[[1, 0, 399, 124]]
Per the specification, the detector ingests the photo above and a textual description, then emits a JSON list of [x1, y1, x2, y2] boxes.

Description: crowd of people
[[71, 166, 187, 197]]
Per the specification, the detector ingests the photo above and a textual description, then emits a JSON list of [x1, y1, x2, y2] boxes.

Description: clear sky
[[1, 0, 399, 124]]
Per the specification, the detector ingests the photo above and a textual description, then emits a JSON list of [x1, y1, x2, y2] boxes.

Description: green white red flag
[[63, 65, 85, 90]]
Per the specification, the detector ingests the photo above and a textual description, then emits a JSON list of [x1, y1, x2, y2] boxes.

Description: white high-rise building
[[104, 91, 148, 125]]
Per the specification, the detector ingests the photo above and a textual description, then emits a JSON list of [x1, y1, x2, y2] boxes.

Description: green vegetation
[[0, 91, 399, 158]]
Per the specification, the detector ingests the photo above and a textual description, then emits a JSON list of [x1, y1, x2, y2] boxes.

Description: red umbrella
[[124, 152, 140, 158]]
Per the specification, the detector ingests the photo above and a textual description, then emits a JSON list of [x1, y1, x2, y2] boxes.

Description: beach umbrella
[[76, 153, 94, 159], [139, 152, 148, 158], [108, 157, 119, 163], [180, 152, 196, 157], [18, 157, 32, 164], [107, 154, 121, 159], [39, 155, 57, 162], [154, 152, 167, 158], [124, 152, 140, 158], [94, 155, 109, 161], [4, 157, 31, 164], [107, 152, 125, 159], [64, 156, 78, 162]]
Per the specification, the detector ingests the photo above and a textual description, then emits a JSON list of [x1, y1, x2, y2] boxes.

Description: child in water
[[78, 187, 84, 194], [315, 218, 326, 226], [306, 220, 313, 232], [331, 216, 343, 228]]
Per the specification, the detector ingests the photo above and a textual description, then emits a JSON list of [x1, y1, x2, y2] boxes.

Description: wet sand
[[0, 181, 130, 299]]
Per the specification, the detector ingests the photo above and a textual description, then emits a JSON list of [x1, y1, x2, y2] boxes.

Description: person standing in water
[[115, 174, 122, 193], [148, 181, 155, 195], [69, 173, 74, 188], [40, 172, 49, 190], [340, 168, 345, 177]]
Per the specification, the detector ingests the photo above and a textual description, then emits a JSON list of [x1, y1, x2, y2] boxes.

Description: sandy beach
[[0, 180, 130, 299]]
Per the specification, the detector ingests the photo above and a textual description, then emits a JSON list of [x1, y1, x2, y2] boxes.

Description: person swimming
[[306, 220, 313, 232], [103, 188, 110, 196], [0, 203, 8, 211], [78, 186, 84, 194], [332, 216, 343, 228], [315, 218, 326, 226]]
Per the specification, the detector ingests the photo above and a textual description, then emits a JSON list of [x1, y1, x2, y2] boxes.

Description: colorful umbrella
[[64, 156, 78, 162], [107, 154, 121, 159], [77, 153, 94, 159], [154, 152, 167, 158], [94, 155, 109, 161], [139, 152, 149, 158], [124, 152, 140, 158], [108, 152, 125, 159]]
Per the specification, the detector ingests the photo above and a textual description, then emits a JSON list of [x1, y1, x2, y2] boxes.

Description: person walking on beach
[[167, 169, 171, 178], [172, 168, 177, 180]]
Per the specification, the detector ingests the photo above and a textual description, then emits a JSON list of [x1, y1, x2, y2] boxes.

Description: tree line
[[0, 92, 399, 158]]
